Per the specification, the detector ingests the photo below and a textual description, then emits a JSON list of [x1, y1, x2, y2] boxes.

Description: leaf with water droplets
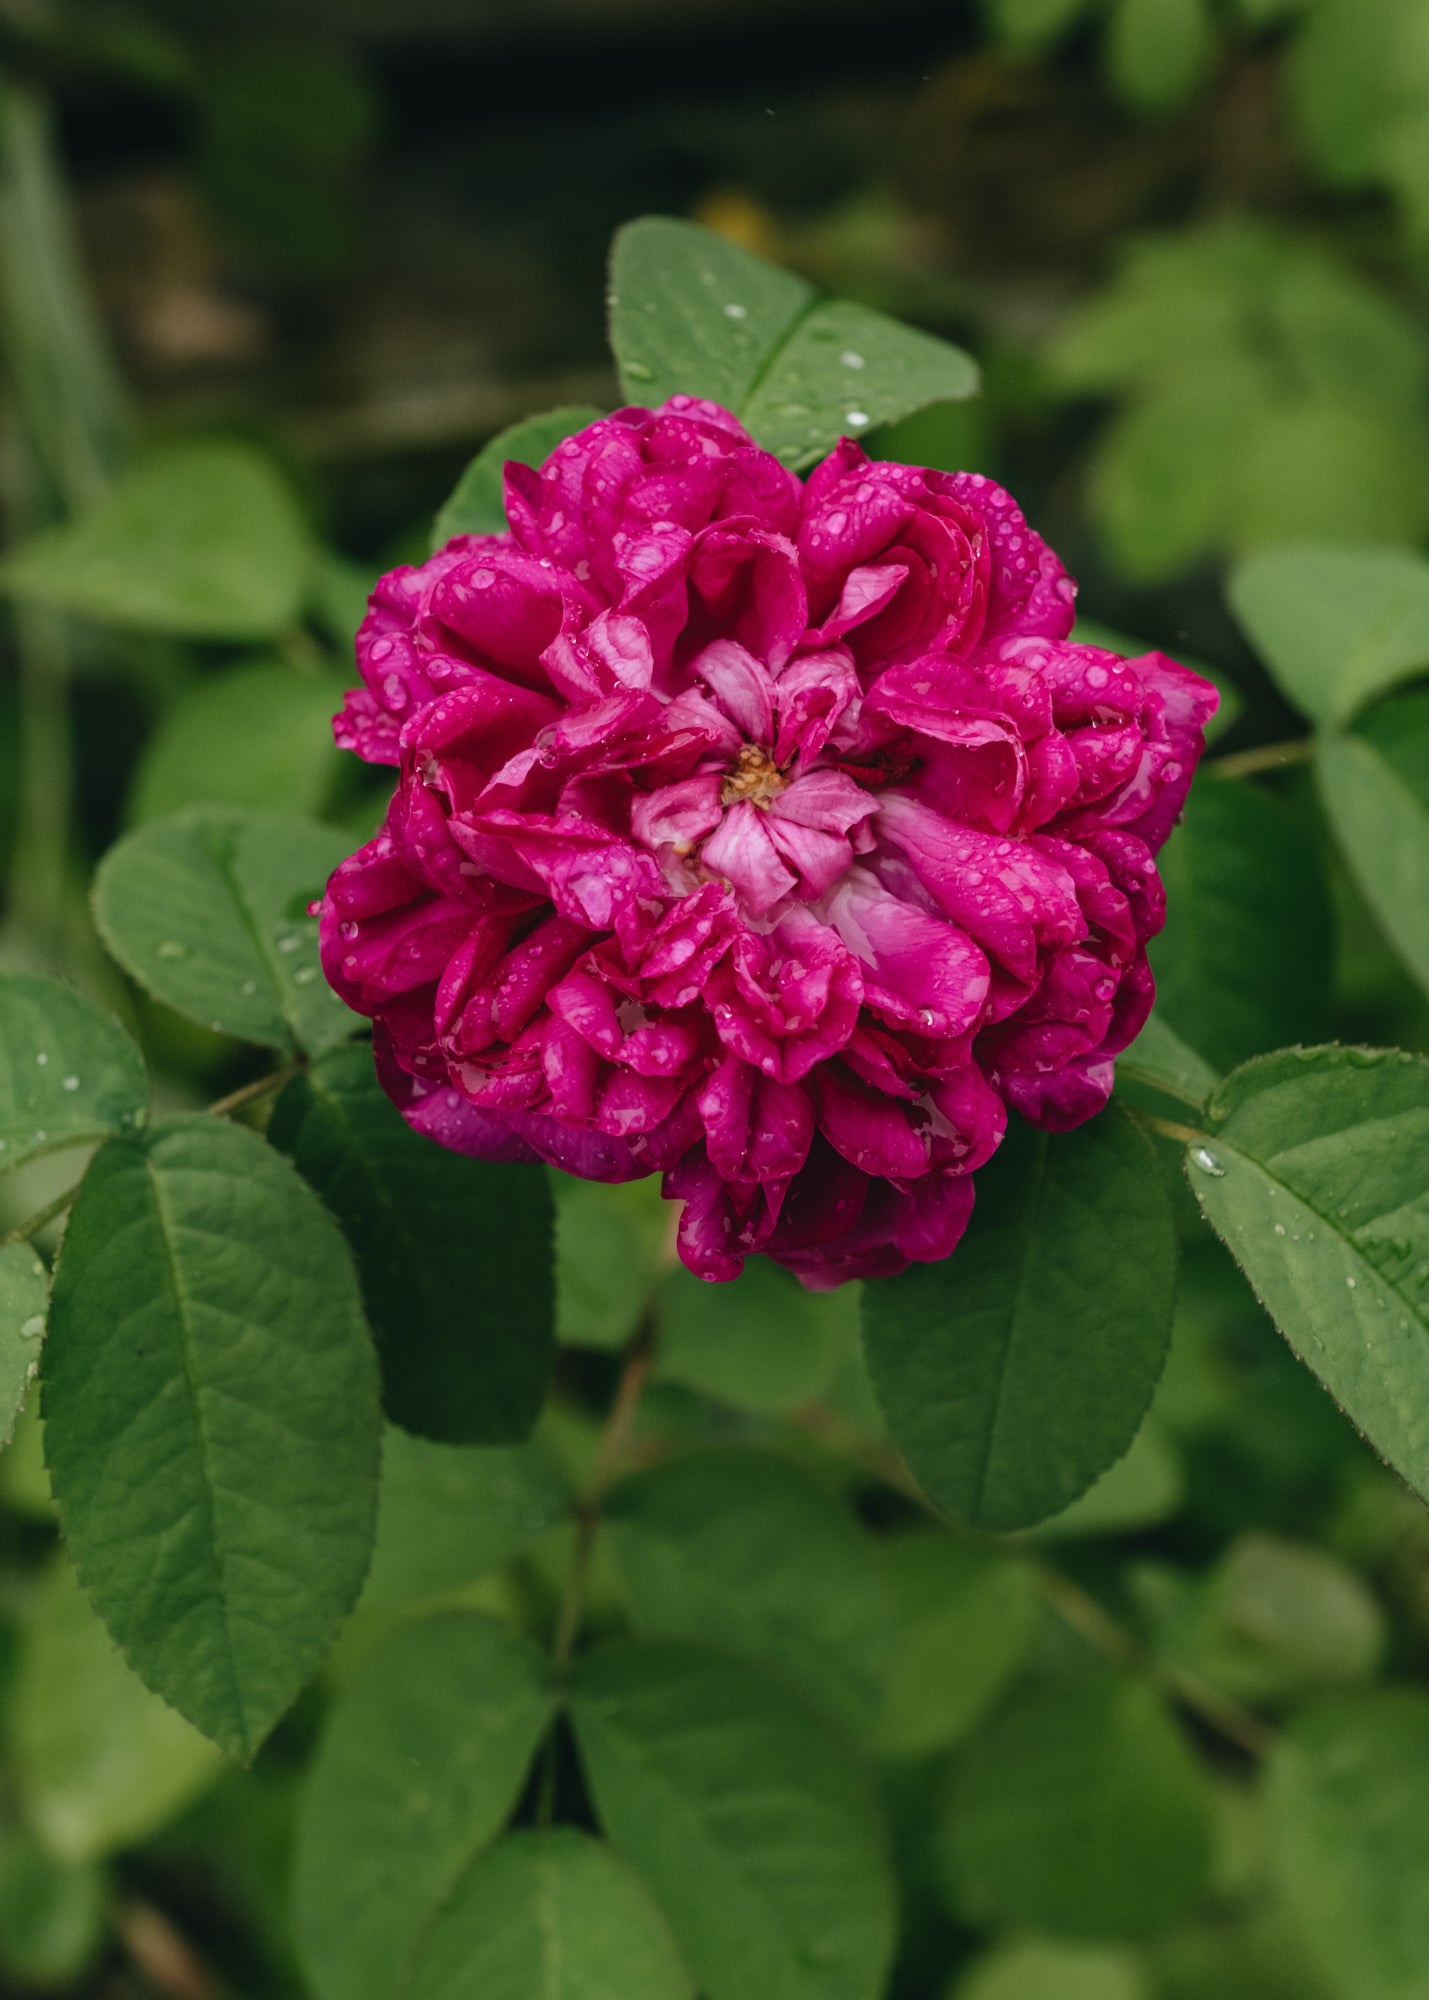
[[93, 808, 361, 1055], [1188, 1045, 1429, 1502], [0, 1243, 49, 1449], [433, 406, 607, 548], [42, 1115, 383, 1756], [0, 974, 147, 1178], [609, 219, 978, 469], [862, 1104, 1177, 1531]]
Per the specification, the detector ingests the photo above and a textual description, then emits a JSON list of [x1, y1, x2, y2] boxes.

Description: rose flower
[[320, 398, 1216, 1286]]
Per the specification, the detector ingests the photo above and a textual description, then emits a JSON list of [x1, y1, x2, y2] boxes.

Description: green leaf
[[10, 1557, 225, 1860], [1229, 545, 1429, 727], [739, 299, 980, 471], [0, 1243, 48, 1447], [1142, 1532, 1386, 1707], [270, 1044, 554, 1443], [359, 1425, 572, 1613], [1318, 692, 1429, 997], [0, 441, 312, 640], [404, 1828, 695, 2000], [93, 808, 361, 1055], [656, 1257, 859, 1414], [1088, 361, 1266, 581], [862, 1104, 1177, 1531], [1030, 1417, 1184, 1541], [940, 1665, 1213, 1937], [1186, 1045, 1429, 1504], [292, 1611, 555, 2000], [0, 972, 147, 1176], [875, 1534, 1041, 1761], [1268, 1691, 1429, 1999], [1107, 0, 1214, 114], [554, 1175, 665, 1353], [571, 1639, 896, 2000], [0, 1830, 105, 1992], [1117, 1012, 1221, 1112], [604, 1448, 889, 1729], [42, 1115, 382, 1756], [129, 664, 351, 827], [608, 218, 977, 469], [433, 407, 607, 547], [1150, 775, 1334, 1073], [610, 218, 814, 412], [955, 1939, 1150, 2000]]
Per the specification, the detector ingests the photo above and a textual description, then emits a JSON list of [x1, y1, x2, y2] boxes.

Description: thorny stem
[[795, 1402, 1277, 1763], [1211, 736, 1314, 781], [0, 1061, 301, 1250]]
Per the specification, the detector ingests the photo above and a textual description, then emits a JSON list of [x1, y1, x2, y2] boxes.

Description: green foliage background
[[1, 4, 1429, 1997]]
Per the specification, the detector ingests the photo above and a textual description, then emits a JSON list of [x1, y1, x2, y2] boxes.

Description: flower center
[[720, 744, 789, 809]]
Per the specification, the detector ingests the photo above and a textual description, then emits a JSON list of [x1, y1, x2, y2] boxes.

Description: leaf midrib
[[141, 1144, 250, 1751], [969, 1133, 1051, 1525]]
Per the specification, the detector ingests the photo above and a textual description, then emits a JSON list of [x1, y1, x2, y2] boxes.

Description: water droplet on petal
[[1189, 1145, 1224, 1177]]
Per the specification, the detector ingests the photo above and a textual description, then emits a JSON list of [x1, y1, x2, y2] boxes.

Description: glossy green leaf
[[43, 1115, 382, 1756], [0, 972, 147, 1176], [875, 1534, 1040, 1760], [0, 1830, 105, 1991], [10, 1557, 224, 1860], [359, 1425, 572, 1613], [955, 1939, 1150, 2000], [1150, 775, 1334, 1073], [1107, 0, 1213, 113], [0, 1243, 48, 1447], [571, 1639, 896, 2000], [609, 219, 976, 469], [270, 1044, 554, 1443], [129, 664, 350, 827], [1228, 544, 1429, 724], [604, 1448, 889, 1729], [292, 1611, 555, 2000], [93, 808, 360, 1055], [1187, 1045, 1429, 1504], [657, 1257, 860, 1414], [433, 406, 607, 546], [1269, 1692, 1429, 1999], [405, 1829, 695, 2000], [739, 298, 980, 470], [940, 1666, 1214, 1937], [1318, 691, 1429, 997], [862, 1104, 1177, 1531], [1117, 1012, 1220, 1112], [0, 441, 312, 639]]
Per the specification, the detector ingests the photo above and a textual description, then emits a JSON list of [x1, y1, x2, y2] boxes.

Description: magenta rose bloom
[[320, 397, 1216, 1286]]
